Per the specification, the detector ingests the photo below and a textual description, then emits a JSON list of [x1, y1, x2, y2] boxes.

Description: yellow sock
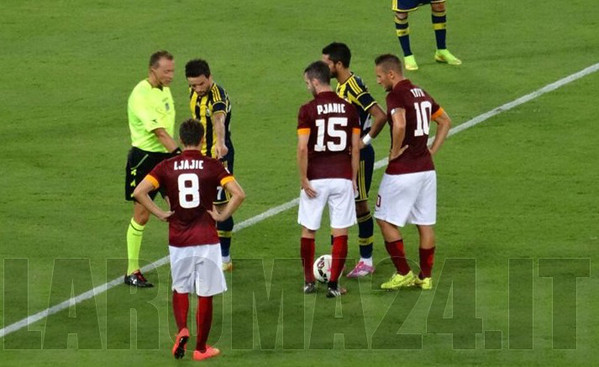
[[126, 218, 145, 274]]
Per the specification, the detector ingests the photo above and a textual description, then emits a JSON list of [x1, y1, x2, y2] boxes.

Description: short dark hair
[[185, 59, 211, 78], [322, 42, 351, 68], [304, 61, 331, 85], [374, 54, 402, 73], [149, 50, 173, 68], [179, 118, 205, 147]]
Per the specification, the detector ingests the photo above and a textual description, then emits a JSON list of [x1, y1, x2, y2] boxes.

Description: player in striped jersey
[[322, 42, 387, 278], [392, 0, 461, 71], [185, 59, 235, 272]]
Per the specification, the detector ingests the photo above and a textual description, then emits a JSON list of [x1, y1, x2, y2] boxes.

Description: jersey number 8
[[178, 173, 200, 209]]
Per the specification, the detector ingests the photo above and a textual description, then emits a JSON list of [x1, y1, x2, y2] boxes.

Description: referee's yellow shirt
[[127, 79, 175, 152]]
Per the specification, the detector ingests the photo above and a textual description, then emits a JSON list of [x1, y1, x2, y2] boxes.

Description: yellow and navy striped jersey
[[335, 73, 377, 136], [189, 82, 233, 157]]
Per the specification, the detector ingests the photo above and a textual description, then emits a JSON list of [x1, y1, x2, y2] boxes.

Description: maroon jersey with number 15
[[297, 91, 360, 180], [385, 79, 444, 175], [146, 150, 234, 247]]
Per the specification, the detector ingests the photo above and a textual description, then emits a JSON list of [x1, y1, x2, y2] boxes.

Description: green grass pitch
[[1, 0, 598, 366]]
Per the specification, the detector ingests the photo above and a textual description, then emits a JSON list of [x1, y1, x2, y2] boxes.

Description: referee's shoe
[[124, 270, 153, 287]]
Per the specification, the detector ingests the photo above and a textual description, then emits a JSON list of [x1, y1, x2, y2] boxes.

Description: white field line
[[1, 62, 598, 339]]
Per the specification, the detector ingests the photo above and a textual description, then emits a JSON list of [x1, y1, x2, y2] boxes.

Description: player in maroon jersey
[[373, 54, 451, 291], [133, 119, 245, 361], [297, 61, 361, 298]]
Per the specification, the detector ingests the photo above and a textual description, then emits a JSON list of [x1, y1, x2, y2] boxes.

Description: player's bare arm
[[366, 103, 387, 139], [152, 127, 179, 153], [207, 179, 245, 222], [360, 103, 387, 149], [297, 133, 317, 198], [212, 111, 228, 159], [429, 109, 451, 155], [389, 107, 409, 161], [132, 178, 174, 222]]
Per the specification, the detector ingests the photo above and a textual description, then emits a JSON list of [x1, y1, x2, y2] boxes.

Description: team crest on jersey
[[165, 102, 170, 111]]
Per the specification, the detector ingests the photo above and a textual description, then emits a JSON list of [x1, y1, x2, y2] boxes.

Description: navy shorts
[[392, 0, 443, 12], [214, 145, 235, 205], [356, 144, 374, 202]]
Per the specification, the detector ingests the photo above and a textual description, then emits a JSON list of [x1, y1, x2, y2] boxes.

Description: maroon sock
[[172, 291, 189, 331], [301, 237, 316, 282], [385, 240, 411, 275], [330, 235, 348, 282], [195, 296, 213, 352], [419, 247, 435, 278]]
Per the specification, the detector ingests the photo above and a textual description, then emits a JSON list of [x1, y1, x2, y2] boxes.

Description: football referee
[[124, 50, 180, 287]]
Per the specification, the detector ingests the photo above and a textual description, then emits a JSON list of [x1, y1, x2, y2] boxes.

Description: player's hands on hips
[[301, 178, 317, 198], [389, 145, 409, 162], [216, 143, 228, 159], [208, 205, 230, 222], [157, 210, 174, 222]]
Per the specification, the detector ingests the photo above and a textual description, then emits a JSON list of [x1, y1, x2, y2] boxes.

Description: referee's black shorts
[[124, 147, 171, 201]]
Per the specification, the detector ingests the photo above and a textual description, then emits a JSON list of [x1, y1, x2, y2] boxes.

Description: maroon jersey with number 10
[[385, 79, 444, 175], [146, 150, 233, 247], [297, 91, 360, 180]]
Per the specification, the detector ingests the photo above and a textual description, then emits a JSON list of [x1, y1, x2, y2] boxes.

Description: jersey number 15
[[314, 117, 348, 152]]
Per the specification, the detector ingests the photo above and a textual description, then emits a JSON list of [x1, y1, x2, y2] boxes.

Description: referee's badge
[[165, 102, 170, 111]]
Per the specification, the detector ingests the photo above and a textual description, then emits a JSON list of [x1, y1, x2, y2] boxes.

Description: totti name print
[[410, 88, 425, 97]]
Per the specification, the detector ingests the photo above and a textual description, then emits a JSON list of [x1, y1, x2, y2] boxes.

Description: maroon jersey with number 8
[[147, 150, 233, 247]]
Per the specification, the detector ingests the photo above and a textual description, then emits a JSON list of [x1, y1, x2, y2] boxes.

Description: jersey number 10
[[413, 101, 432, 137], [314, 117, 348, 152]]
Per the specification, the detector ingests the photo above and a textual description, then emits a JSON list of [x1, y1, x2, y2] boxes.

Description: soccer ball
[[313, 254, 332, 283]]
